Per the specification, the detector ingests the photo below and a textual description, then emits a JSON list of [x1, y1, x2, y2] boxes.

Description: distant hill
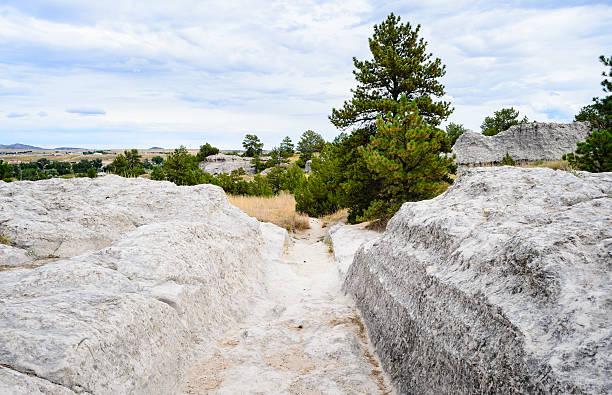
[[149, 146, 164, 150], [0, 143, 43, 150]]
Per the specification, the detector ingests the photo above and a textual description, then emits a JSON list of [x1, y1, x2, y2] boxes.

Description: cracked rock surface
[[344, 167, 612, 394], [452, 122, 589, 164], [0, 176, 287, 394]]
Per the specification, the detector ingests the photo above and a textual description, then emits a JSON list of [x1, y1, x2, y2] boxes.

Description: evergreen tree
[[162, 146, 202, 185], [445, 123, 465, 146], [562, 129, 611, 172], [565, 55, 612, 173], [330, 13, 451, 129], [500, 152, 516, 166], [242, 134, 263, 157], [279, 136, 295, 158], [358, 96, 455, 223], [481, 108, 528, 136], [196, 143, 219, 161], [321, 13, 452, 222]]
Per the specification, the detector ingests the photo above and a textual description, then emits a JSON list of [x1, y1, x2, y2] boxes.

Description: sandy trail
[[182, 218, 392, 394]]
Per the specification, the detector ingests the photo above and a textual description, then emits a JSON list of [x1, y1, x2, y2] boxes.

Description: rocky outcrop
[[452, 122, 590, 165], [325, 222, 380, 280], [344, 167, 612, 394], [199, 153, 255, 174], [0, 176, 287, 394]]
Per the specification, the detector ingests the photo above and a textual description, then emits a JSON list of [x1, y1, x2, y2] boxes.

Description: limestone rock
[[199, 153, 255, 175], [325, 222, 380, 280], [344, 167, 612, 394], [0, 244, 33, 270], [0, 176, 287, 393], [452, 122, 590, 164]]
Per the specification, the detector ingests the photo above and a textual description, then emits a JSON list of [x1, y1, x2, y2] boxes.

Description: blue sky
[[0, 0, 610, 149]]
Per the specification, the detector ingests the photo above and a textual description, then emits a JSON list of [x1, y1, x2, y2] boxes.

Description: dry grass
[[0, 234, 10, 246], [228, 192, 310, 232], [520, 160, 570, 171], [320, 209, 348, 228]]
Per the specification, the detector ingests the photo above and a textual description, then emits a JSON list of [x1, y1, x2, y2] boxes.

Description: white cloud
[[0, 1, 610, 148]]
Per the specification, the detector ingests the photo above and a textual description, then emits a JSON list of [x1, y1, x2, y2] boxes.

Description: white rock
[[325, 222, 380, 280], [344, 167, 612, 394], [0, 176, 287, 394], [199, 153, 255, 175], [452, 121, 589, 164]]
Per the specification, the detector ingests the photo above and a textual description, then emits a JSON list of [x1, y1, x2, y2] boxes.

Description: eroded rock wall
[[0, 175, 287, 394], [344, 167, 612, 394], [452, 122, 589, 164], [199, 153, 255, 175]]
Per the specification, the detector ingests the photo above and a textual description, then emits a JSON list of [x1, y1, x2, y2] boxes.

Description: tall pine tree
[[324, 13, 452, 223], [330, 13, 451, 129]]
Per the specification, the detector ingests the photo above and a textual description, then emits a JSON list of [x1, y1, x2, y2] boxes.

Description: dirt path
[[182, 218, 392, 394]]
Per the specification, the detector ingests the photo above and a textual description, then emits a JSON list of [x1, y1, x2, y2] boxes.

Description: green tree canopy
[[279, 136, 295, 158], [575, 55, 612, 132], [151, 155, 164, 165], [358, 96, 455, 223], [196, 143, 219, 161], [445, 123, 465, 146], [297, 130, 325, 154], [242, 134, 263, 157], [329, 12, 451, 129], [563, 129, 611, 172], [565, 54, 612, 172], [162, 146, 202, 185], [481, 108, 529, 136]]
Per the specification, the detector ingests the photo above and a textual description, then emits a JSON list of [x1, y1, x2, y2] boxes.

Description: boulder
[[199, 153, 255, 175], [344, 167, 612, 394], [452, 122, 590, 165], [0, 176, 287, 394]]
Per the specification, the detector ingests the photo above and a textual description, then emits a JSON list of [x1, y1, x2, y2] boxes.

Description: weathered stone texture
[[452, 122, 590, 164], [0, 176, 287, 394], [344, 167, 612, 394], [199, 153, 255, 174]]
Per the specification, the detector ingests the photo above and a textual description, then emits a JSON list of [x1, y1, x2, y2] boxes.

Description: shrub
[[562, 129, 611, 172], [500, 152, 516, 166]]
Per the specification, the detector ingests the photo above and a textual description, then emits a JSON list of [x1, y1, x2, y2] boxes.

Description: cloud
[[66, 108, 106, 116], [0, 1, 610, 148], [6, 112, 28, 118], [38, 111, 47, 117]]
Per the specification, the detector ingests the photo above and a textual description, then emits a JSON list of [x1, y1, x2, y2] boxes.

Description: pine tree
[[481, 108, 529, 136], [329, 13, 451, 129], [358, 96, 455, 223]]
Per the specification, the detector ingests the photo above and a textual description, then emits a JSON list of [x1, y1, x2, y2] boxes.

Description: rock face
[[0, 176, 287, 394], [344, 167, 612, 394], [452, 122, 589, 165], [199, 153, 255, 175], [325, 222, 380, 280]]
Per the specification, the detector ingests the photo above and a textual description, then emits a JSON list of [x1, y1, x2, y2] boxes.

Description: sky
[[0, 0, 611, 149]]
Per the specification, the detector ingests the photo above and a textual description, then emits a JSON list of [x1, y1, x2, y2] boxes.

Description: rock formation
[[344, 167, 612, 394], [199, 153, 255, 175], [452, 122, 590, 165], [325, 222, 380, 280], [0, 176, 287, 393]]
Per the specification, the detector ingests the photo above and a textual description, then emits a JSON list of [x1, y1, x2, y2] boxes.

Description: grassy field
[[228, 192, 311, 232]]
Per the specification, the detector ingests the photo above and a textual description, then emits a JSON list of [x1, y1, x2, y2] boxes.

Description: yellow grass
[[520, 160, 570, 171], [320, 209, 348, 228], [228, 192, 310, 232]]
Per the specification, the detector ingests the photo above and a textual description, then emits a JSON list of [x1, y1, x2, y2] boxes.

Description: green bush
[[500, 152, 516, 166]]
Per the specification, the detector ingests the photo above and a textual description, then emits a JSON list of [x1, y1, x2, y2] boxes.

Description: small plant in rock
[[500, 152, 516, 166], [0, 234, 11, 246]]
